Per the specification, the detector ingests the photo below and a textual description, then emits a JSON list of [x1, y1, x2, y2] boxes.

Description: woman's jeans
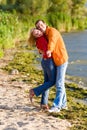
[[53, 62, 68, 109], [33, 58, 56, 105]]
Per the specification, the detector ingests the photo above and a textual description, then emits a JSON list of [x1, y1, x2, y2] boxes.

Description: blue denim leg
[[33, 58, 56, 105], [41, 90, 49, 105], [41, 60, 49, 105], [53, 62, 68, 108]]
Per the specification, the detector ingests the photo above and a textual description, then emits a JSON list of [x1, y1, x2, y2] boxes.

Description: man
[[35, 20, 68, 112]]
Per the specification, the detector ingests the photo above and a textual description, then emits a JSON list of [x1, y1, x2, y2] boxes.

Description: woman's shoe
[[40, 104, 49, 110], [29, 89, 34, 103]]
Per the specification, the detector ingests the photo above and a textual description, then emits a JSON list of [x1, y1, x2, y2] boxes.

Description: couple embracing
[[28, 20, 68, 113]]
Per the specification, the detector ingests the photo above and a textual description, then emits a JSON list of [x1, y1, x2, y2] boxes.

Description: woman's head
[[27, 28, 43, 46], [32, 28, 43, 38]]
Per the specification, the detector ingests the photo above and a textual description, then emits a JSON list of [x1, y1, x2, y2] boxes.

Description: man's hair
[[35, 19, 45, 25]]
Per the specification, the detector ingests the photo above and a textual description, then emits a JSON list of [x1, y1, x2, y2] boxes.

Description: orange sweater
[[46, 26, 68, 66]]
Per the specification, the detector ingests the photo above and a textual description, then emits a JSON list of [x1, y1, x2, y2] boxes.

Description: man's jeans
[[53, 62, 68, 109], [33, 58, 56, 105]]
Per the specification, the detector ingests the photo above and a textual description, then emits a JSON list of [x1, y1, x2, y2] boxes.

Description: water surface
[[62, 30, 87, 87]]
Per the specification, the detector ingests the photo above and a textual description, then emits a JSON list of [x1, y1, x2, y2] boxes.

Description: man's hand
[[38, 49, 43, 54], [46, 50, 51, 57]]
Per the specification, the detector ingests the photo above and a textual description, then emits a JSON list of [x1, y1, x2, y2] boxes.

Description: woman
[[28, 28, 56, 110]]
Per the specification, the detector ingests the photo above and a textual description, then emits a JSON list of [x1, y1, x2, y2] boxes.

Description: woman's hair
[[27, 28, 36, 47]]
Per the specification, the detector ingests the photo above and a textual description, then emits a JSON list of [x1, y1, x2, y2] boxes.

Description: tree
[[15, 0, 49, 15], [7, 0, 16, 4], [71, 0, 87, 17], [47, 0, 73, 15]]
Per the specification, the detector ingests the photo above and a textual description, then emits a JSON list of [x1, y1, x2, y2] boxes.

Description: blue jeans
[[33, 58, 56, 105], [53, 62, 68, 109]]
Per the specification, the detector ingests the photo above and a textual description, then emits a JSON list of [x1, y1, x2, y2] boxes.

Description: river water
[[62, 30, 87, 88]]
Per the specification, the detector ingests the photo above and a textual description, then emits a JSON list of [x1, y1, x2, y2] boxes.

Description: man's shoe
[[48, 106, 60, 113], [62, 106, 68, 110]]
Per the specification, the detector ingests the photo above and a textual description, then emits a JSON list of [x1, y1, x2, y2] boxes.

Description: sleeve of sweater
[[47, 28, 60, 52]]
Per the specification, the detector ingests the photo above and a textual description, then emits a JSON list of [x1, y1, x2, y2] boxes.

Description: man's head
[[35, 20, 47, 33]]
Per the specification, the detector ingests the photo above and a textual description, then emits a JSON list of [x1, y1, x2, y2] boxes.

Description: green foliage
[[7, 0, 16, 4], [0, 11, 18, 49], [5, 51, 37, 71], [47, 12, 72, 32], [0, 11, 33, 56], [0, 0, 7, 4], [0, 49, 4, 58], [4, 50, 43, 83], [48, 0, 72, 14], [5, 0, 49, 15], [65, 83, 87, 99], [0, 0, 87, 58]]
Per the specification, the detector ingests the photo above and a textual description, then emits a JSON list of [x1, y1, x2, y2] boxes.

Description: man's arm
[[47, 28, 59, 52]]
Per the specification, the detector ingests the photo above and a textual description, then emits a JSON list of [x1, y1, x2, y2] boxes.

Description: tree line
[[0, 0, 87, 31], [0, 0, 87, 57], [0, 0, 87, 16]]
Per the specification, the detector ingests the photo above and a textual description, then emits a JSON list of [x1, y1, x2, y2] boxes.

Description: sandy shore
[[0, 50, 71, 130]]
